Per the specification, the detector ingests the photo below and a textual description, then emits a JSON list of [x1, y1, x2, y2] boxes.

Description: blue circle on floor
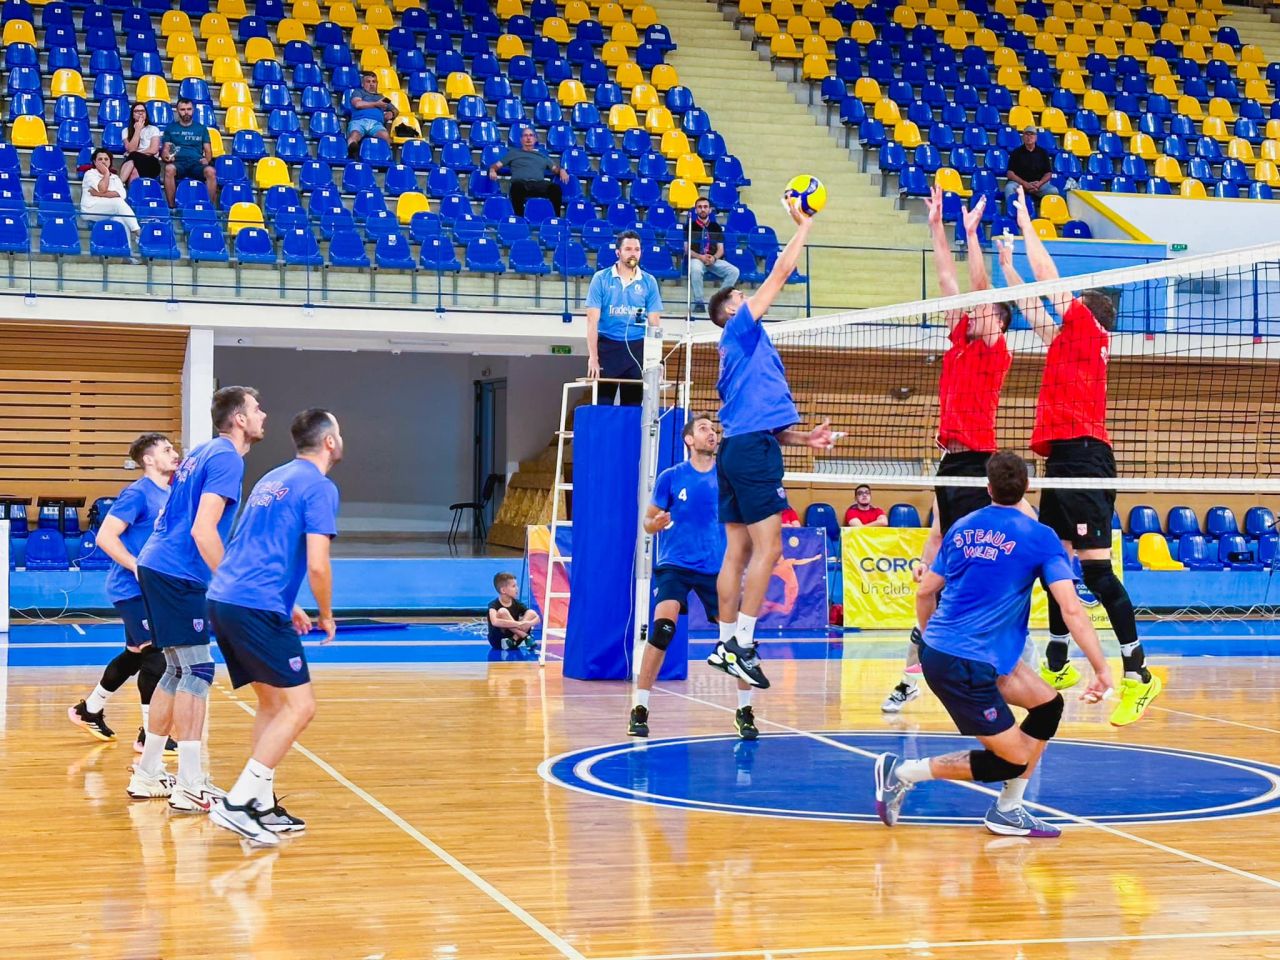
[[540, 732, 1280, 826]]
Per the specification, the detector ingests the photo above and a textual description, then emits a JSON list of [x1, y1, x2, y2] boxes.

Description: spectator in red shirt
[[780, 505, 802, 527], [844, 485, 887, 527]]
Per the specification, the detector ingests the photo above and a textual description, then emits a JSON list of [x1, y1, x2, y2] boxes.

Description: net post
[[630, 327, 665, 680]]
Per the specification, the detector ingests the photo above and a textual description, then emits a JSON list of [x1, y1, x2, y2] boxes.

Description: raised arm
[[1012, 185, 1073, 318], [962, 196, 990, 292], [926, 184, 959, 299], [745, 197, 812, 321], [997, 234, 1058, 346]]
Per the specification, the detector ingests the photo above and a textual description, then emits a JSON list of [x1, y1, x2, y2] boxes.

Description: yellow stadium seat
[[418, 91, 450, 118], [1261, 139, 1280, 162], [366, 5, 395, 29], [615, 62, 644, 89], [1007, 105, 1036, 130], [644, 105, 675, 134], [667, 178, 700, 210], [922, 8, 948, 28], [252, 157, 291, 190], [1208, 97, 1235, 121], [854, 77, 881, 103], [802, 52, 830, 79], [1080, 90, 1109, 116], [1059, 69, 1086, 94], [770, 0, 796, 20], [1043, 16, 1067, 36], [375, 67, 401, 91], [1151, 75, 1180, 99], [166, 32, 198, 57], [556, 78, 587, 107], [199, 10, 230, 33], [602, 41, 630, 66], [1033, 32, 1060, 55], [1159, 22, 1184, 43], [992, 46, 1019, 69], [739, 0, 763, 15], [1268, 120, 1280, 142], [1081, 2, 1104, 21], [1123, 38, 1149, 60], [785, 15, 812, 38], [955, 9, 978, 30], [660, 129, 691, 159], [9, 115, 48, 148], [1107, 4, 1131, 26], [205, 35, 238, 60], [800, 0, 824, 18], [386, 90, 411, 115], [993, 0, 1016, 16], [1063, 129, 1093, 157], [1182, 41, 1208, 64], [350, 24, 380, 49], [207, 127, 225, 158], [1177, 95, 1204, 120], [1228, 138, 1256, 164], [650, 64, 679, 92], [1202, 116, 1229, 141], [496, 34, 525, 59], [770, 33, 801, 61], [1129, 132, 1158, 159], [1130, 20, 1154, 42], [214, 56, 245, 82], [753, 13, 780, 39], [390, 114, 420, 143], [1, 19, 34, 45], [495, 0, 522, 17], [1165, 7, 1188, 27], [49, 69, 86, 99], [1239, 62, 1262, 82], [1011, 13, 1036, 34], [541, 16, 571, 42], [1242, 44, 1266, 66], [891, 5, 916, 28], [1146, 56, 1170, 77], [676, 153, 712, 185], [996, 66, 1024, 91], [227, 202, 265, 239], [219, 81, 251, 107], [893, 120, 923, 149], [1105, 110, 1133, 135], [1211, 42, 1237, 65], [1040, 106, 1069, 133], [445, 72, 476, 98], [1154, 155, 1184, 184], [629, 83, 660, 112], [1101, 20, 1126, 41], [802, 31, 830, 57], [1138, 533, 1185, 571], [244, 37, 276, 63], [218, 0, 247, 17], [162, 10, 193, 35], [396, 191, 430, 225], [943, 26, 968, 48], [972, 26, 998, 51], [597, 2, 624, 25], [328, 1, 358, 26], [940, 0, 962, 13], [1056, 52, 1082, 73], [360, 46, 391, 70], [607, 104, 640, 132], [135, 76, 171, 102], [1018, 86, 1045, 111], [633, 4, 659, 29], [934, 166, 970, 197], [225, 106, 260, 133], [563, 0, 589, 22], [849, 19, 876, 43], [612, 21, 640, 47], [1179, 178, 1207, 199], [1093, 36, 1119, 58], [276, 17, 307, 42], [172, 55, 208, 81], [1255, 159, 1280, 187], [292, 0, 322, 23], [873, 97, 901, 123], [1038, 193, 1069, 225], [1244, 79, 1272, 105]]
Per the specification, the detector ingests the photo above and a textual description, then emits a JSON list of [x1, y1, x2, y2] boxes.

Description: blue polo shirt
[[104, 476, 171, 604], [586, 264, 663, 341], [717, 302, 799, 438], [651, 459, 725, 575], [345, 87, 386, 124]]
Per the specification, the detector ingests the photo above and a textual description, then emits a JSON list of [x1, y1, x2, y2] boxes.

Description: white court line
[[1149, 705, 1280, 737], [70, 623, 85, 635], [217, 690, 586, 960], [656, 686, 1280, 893]]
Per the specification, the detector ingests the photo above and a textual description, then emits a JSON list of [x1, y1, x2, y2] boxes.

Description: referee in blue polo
[[585, 230, 663, 405]]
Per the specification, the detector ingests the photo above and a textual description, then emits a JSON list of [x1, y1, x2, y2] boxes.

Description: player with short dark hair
[[488, 572, 539, 650], [207, 408, 344, 845], [1004, 189, 1161, 726], [874, 451, 1114, 837], [68, 433, 181, 750]]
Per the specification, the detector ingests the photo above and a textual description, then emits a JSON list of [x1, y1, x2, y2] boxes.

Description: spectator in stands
[[585, 231, 664, 405], [161, 98, 217, 208], [780, 504, 802, 527], [844, 484, 888, 527], [488, 128, 570, 216], [685, 197, 740, 313], [345, 70, 397, 160], [119, 102, 162, 186], [81, 149, 141, 261], [1004, 126, 1060, 208]]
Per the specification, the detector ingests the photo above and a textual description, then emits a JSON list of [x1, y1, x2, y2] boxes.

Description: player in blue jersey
[[704, 197, 836, 690], [207, 409, 343, 845], [128, 386, 266, 812], [874, 451, 1114, 837], [68, 433, 181, 750], [629, 415, 758, 740]]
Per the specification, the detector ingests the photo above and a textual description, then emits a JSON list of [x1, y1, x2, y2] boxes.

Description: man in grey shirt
[[488, 127, 570, 216]]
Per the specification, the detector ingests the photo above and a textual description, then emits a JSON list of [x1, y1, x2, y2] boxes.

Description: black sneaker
[[259, 794, 306, 834], [628, 705, 649, 738], [720, 638, 771, 689], [734, 706, 759, 740], [132, 727, 179, 756], [68, 700, 115, 742]]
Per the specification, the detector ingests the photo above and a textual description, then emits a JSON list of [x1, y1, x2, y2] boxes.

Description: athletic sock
[[1120, 641, 1151, 682], [228, 758, 274, 807], [900, 671, 917, 689], [997, 778, 1028, 812], [634, 688, 650, 709], [176, 740, 203, 784], [140, 703, 149, 730], [735, 612, 758, 648], [139, 731, 168, 775], [717, 620, 735, 645], [85, 684, 112, 714], [896, 758, 934, 783], [1045, 634, 1071, 672], [737, 688, 752, 709]]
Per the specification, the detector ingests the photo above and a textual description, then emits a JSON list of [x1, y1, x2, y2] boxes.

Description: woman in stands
[[119, 103, 162, 186], [81, 149, 142, 260]]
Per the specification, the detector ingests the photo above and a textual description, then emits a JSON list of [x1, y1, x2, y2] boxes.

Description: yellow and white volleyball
[[784, 175, 827, 216]]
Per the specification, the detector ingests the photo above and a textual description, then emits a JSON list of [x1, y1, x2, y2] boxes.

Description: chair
[[1176, 534, 1221, 570], [888, 503, 922, 527], [23, 530, 69, 571], [1166, 506, 1201, 540], [234, 226, 277, 264], [1205, 506, 1240, 540], [448, 473, 503, 542], [803, 502, 840, 548], [1244, 506, 1277, 540], [1138, 532, 1185, 571], [89, 220, 132, 259], [1127, 505, 1161, 539], [1219, 534, 1264, 571]]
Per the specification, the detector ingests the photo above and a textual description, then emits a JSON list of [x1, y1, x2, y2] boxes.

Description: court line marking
[[217, 691, 587, 960], [1149, 705, 1280, 737], [656, 686, 1280, 893]]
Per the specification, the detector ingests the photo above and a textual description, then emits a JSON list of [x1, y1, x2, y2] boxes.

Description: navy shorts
[[653, 564, 719, 618], [171, 158, 209, 181], [718, 430, 787, 525], [114, 595, 152, 651], [919, 642, 1015, 737], [137, 566, 209, 650], [207, 599, 311, 689]]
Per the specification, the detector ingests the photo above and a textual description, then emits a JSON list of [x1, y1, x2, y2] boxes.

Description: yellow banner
[[841, 528, 1121, 631]]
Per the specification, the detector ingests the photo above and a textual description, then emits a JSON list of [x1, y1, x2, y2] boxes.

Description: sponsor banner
[[525, 524, 572, 632], [689, 527, 828, 631]]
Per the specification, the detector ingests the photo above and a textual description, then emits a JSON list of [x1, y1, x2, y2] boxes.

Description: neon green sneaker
[[1109, 674, 1163, 727], [1039, 660, 1081, 691]]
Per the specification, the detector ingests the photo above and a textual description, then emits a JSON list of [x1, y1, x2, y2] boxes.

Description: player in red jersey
[[1000, 187, 1162, 726]]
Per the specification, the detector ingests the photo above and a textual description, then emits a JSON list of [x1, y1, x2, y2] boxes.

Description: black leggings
[[100, 646, 166, 703], [510, 179, 562, 216]]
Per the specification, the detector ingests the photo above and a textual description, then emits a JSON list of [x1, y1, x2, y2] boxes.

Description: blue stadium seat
[[888, 503, 922, 527], [1166, 506, 1201, 540], [1244, 506, 1277, 540], [1127, 505, 1161, 540], [234, 227, 277, 265], [24, 530, 69, 571], [1122, 536, 1141, 571], [328, 228, 370, 268], [89, 220, 132, 259], [420, 236, 462, 272], [1219, 534, 1263, 571], [1205, 506, 1240, 540], [373, 232, 416, 270], [233, 131, 268, 162], [508, 237, 548, 275], [803, 503, 840, 547], [465, 236, 506, 273], [0, 212, 30, 253], [188, 224, 229, 262], [552, 239, 592, 277], [75, 533, 113, 571], [281, 227, 323, 266], [139, 221, 180, 260], [40, 213, 81, 257]]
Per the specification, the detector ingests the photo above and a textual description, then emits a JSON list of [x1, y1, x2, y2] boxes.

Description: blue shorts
[[114, 595, 152, 651], [171, 157, 209, 182], [137, 566, 209, 650], [207, 599, 311, 689], [919, 642, 1016, 737], [653, 564, 719, 618], [718, 430, 786, 526], [349, 117, 387, 137]]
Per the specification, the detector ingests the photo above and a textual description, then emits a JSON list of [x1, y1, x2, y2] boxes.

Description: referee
[[585, 231, 663, 405]]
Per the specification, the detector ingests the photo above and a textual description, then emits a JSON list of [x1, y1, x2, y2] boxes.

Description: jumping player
[[127, 386, 266, 810], [705, 196, 835, 690], [1004, 190, 1162, 726], [874, 451, 1113, 836], [631, 415, 758, 741], [68, 433, 181, 749], [207, 409, 342, 846]]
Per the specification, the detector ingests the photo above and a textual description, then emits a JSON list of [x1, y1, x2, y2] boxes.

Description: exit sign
[[550, 345, 572, 355], [1171, 243, 1188, 252]]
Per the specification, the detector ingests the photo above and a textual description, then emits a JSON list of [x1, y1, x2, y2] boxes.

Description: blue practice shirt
[[586, 264, 663, 341], [345, 87, 386, 124], [207, 458, 341, 618], [651, 459, 725, 575], [716, 302, 799, 438], [137, 436, 244, 586], [104, 476, 171, 604], [925, 505, 1075, 675]]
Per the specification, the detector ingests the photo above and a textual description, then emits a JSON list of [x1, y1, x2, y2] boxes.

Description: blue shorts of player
[[137, 565, 209, 650], [653, 565, 719, 619], [115, 595, 152, 651], [207, 599, 311, 689], [919, 642, 1016, 737], [718, 430, 786, 525]]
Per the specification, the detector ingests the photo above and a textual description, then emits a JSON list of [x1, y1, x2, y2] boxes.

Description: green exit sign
[[1171, 243, 1188, 252], [550, 345, 572, 355]]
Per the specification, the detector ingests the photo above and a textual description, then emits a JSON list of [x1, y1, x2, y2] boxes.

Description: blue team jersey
[[925, 505, 1075, 675], [586, 265, 663, 341], [651, 460, 725, 575], [103, 476, 171, 604], [137, 436, 244, 586], [717, 302, 799, 438], [207, 458, 341, 618]]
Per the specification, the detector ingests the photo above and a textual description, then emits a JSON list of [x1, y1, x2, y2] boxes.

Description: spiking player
[[1003, 189, 1162, 726], [705, 195, 836, 690], [875, 451, 1113, 837]]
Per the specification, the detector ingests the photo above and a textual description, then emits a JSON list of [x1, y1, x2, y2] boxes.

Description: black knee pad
[[648, 618, 676, 652], [968, 749, 1028, 783], [1021, 693, 1064, 741], [909, 626, 922, 646], [1081, 560, 1129, 609]]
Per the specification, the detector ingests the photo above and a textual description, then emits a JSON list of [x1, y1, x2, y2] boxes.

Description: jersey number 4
[[677, 488, 688, 501]]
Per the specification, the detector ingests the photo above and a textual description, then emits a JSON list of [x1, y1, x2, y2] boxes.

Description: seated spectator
[[844, 484, 887, 527], [81, 148, 140, 261], [119, 102, 162, 185], [685, 197, 739, 312], [1004, 126, 1060, 207], [346, 70, 397, 160], [161, 97, 217, 207], [780, 504, 802, 527], [488, 127, 569, 216], [488, 572, 540, 650]]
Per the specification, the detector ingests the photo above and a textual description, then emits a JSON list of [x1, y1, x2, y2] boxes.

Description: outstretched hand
[[782, 194, 810, 227], [996, 233, 1015, 268], [806, 418, 836, 450], [1012, 185, 1033, 229], [961, 195, 986, 235], [924, 184, 943, 228]]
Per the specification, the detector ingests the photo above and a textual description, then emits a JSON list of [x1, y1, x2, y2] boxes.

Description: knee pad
[[909, 625, 923, 646], [648, 618, 676, 652], [158, 651, 182, 696], [1021, 693, 1064, 741], [177, 661, 214, 698], [1081, 560, 1128, 607], [968, 749, 1028, 783]]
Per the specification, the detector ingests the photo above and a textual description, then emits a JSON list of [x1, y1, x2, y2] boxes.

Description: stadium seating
[[803, 502, 841, 550], [1138, 532, 1185, 571], [1127, 505, 1161, 540], [24, 530, 70, 571], [888, 503, 921, 527]]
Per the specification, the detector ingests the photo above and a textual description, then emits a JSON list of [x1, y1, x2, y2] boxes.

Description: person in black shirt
[[685, 198, 740, 312], [488, 572, 540, 650], [1003, 126, 1060, 209]]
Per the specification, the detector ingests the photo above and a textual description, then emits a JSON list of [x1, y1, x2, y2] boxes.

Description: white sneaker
[[127, 766, 174, 799], [168, 775, 226, 814], [881, 682, 921, 714], [258, 796, 306, 834], [209, 798, 279, 846]]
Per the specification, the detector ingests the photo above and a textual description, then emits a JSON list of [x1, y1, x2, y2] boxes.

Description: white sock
[[634, 688, 650, 709], [718, 620, 735, 644], [900, 671, 917, 689], [998, 778, 1028, 812], [228, 758, 274, 807], [85, 684, 112, 714], [176, 740, 203, 784], [140, 703, 150, 729], [139, 730, 168, 775], [737, 688, 752, 709], [735, 612, 758, 648], [896, 758, 934, 783]]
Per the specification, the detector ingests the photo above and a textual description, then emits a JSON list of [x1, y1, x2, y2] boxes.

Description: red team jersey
[[937, 314, 1012, 453], [1031, 299, 1111, 456]]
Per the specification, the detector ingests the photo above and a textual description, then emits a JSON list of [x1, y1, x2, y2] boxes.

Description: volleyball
[[784, 175, 827, 216]]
